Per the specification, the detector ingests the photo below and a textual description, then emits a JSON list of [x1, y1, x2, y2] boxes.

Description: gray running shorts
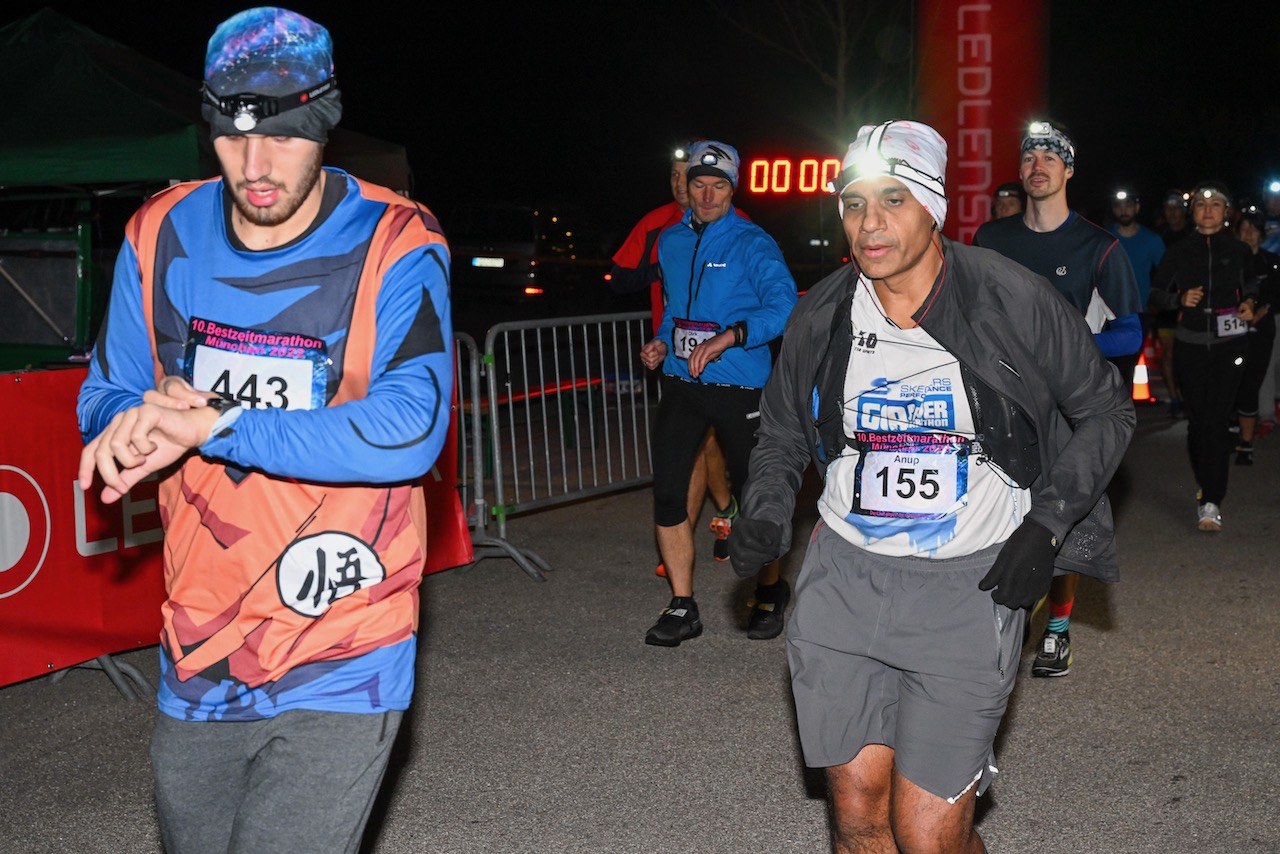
[[786, 522, 1024, 802]]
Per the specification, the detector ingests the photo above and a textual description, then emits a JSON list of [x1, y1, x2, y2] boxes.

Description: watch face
[[209, 394, 241, 413]]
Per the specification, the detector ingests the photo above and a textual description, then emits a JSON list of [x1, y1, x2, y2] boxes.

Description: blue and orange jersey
[[78, 169, 453, 720]]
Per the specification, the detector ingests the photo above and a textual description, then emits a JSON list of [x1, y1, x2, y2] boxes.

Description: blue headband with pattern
[[1021, 121, 1075, 169]]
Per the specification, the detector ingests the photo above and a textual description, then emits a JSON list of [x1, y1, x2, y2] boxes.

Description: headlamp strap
[[202, 77, 337, 131], [700, 144, 733, 167], [828, 121, 945, 197]]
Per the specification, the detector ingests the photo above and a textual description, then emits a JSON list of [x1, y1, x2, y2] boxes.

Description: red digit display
[[745, 158, 842, 194]]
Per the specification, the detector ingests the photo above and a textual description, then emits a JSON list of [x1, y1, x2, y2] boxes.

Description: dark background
[[6, 1, 1280, 244]]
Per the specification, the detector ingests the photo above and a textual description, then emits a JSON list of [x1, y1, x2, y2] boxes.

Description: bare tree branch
[[702, 0, 909, 141]]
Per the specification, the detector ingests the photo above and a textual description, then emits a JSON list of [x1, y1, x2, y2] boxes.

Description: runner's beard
[[230, 149, 324, 228]]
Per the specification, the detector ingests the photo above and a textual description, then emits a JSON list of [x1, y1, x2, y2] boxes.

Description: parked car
[[446, 201, 621, 319]]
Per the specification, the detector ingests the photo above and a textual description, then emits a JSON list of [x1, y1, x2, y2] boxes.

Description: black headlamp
[[201, 76, 338, 132]]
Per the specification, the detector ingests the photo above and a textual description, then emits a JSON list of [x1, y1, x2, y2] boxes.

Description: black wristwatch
[[206, 394, 241, 414]]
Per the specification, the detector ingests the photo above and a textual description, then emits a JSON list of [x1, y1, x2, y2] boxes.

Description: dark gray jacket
[[741, 237, 1136, 581]]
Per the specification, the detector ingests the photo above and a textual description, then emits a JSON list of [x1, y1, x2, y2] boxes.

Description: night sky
[[7, 1, 1280, 240]]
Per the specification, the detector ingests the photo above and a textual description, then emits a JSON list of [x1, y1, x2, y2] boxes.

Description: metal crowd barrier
[[455, 331, 549, 582], [451, 312, 656, 581]]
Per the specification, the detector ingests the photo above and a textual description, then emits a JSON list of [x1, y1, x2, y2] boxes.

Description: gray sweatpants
[[151, 708, 403, 854], [787, 523, 1023, 802]]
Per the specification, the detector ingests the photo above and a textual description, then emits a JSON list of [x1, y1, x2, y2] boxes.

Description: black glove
[[978, 518, 1059, 609], [728, 517, 782, 579]]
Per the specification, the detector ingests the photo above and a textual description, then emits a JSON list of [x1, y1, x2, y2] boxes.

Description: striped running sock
[[1047, 598, 1073, 634]]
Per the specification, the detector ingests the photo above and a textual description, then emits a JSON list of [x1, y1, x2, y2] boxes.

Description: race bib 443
[[183, 317, 329, 411]]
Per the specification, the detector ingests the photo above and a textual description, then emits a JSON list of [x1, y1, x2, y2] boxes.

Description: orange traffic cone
[[1132, 351, 1156, 403]]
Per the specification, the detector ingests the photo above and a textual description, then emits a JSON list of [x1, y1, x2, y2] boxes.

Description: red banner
[[0, 367, 471, 688], [424, 368, 474, 574], [916, 0, 1046, 244]]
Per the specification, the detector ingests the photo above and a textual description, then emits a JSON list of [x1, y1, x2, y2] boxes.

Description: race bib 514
[[1215, 308, 1249, 339]]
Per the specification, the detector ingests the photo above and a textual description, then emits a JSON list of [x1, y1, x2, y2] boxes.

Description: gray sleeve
[[738, 302, 821, 557], [1023, 286, 1136, 543]]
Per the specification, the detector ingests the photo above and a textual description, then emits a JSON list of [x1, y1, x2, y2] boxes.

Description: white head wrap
[[832, 120, 948, 228]]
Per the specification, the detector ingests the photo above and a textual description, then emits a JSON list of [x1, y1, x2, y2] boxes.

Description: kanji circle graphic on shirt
[[0, 466, 51, 599], [277, 532, 386, 618]]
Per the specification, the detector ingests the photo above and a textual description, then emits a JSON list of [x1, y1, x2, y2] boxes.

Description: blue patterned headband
[[1021, 121, 1075, 169]]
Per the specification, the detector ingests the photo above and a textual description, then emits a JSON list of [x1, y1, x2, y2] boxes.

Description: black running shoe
[[746, 579, 791, 640], [1031, 629, 1072, 677], [1236, 442, 1254, 466], [644, 599, 702, 647]]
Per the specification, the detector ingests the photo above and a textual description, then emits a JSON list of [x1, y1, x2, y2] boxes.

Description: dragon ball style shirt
[[78, 170, 452, 721]]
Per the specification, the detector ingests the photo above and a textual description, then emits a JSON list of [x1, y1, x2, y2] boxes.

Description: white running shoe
[[1197, 502, 1222, 532]]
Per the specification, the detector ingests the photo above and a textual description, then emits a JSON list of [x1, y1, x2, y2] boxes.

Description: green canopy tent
[[0, 8, 215, 188], [0, 8, 412, 192], [0, 8, 412, 369]]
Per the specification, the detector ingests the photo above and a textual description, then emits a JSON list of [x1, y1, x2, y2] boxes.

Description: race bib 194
[[183, 317, 329, 411], [672, 317, 719, 360], [852, 431, 970, 519]]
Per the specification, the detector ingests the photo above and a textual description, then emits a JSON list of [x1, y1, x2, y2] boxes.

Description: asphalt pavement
[[2, 381, 1278, 854]]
